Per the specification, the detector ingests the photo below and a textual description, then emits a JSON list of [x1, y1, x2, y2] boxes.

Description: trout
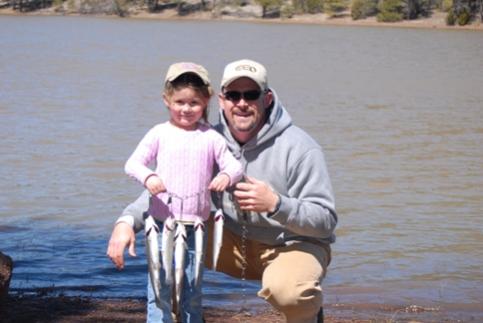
[[212, 208, 224, 270], [174, 222, 187, 311], [145, 214, 162, 308], [161, 217, 175, 285], [194, 218, 205, 286]]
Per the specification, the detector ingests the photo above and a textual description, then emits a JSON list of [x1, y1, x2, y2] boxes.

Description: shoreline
[[1, 6, 482, 31], [1, 294, 474, 322], [0, 295, 340, 323]]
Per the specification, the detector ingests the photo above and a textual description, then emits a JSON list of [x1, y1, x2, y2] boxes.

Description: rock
[[264, 8, 280, 18], [177, 2, 203, 16], [220, 4, 263, 18], [0, 251, 13, 301]]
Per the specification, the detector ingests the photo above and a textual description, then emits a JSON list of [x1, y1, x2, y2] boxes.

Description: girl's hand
[[209, 173, 230, 192], [145, 175, 167, 195]]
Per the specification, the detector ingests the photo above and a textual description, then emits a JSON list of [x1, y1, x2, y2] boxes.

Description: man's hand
[[106, 222, 137, 270], [233, 176, 280, 213]]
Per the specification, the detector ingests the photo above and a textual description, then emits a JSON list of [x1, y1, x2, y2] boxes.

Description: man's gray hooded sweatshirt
[[214, 89, 337, 246], [119, 89, 337, 246]]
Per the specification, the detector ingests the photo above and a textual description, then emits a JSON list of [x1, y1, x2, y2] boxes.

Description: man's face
[[218, 77, 272, 144]]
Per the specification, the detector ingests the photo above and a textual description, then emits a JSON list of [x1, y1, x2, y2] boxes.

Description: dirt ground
[[0, 295, 374, 323]]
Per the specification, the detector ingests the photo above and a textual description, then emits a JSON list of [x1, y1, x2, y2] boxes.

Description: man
[[107, 59, 337, 323]]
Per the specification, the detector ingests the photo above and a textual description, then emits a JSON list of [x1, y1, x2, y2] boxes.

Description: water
[[1, 15, 483, 319]]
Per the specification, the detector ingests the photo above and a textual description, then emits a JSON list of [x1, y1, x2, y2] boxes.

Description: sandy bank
[[1, 294, 460, 322]]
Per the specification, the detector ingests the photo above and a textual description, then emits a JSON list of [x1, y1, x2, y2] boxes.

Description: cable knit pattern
[[125, 121, 243, 222]]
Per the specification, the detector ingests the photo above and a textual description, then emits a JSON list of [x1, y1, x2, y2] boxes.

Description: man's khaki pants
[[205, 219, 331, 323]]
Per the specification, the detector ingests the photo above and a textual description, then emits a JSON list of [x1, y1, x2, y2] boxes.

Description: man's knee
[[258, 275, 322, 320], [257, 244, 328, 322]]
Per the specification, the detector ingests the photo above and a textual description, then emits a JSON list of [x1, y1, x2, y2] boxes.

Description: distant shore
[[1, 5, 482, 31]]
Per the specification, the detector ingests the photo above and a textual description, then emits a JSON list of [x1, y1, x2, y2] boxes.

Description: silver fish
[[174, 222, 187, 311], [145, 214, 162, 308], [161, 217, 175, 285], [212, 208, 224, 270], [194, 218, 205, 286]]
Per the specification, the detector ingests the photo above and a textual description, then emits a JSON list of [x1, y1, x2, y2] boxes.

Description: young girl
[[125, 62, 243, 323]]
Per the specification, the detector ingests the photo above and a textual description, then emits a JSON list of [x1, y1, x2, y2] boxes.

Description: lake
[[1, 14, 482, 320]]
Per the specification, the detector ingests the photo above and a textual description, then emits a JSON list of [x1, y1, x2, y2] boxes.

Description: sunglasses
[[223, 90, 262, 102]]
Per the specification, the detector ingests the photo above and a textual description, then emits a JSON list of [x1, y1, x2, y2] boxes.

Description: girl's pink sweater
[[125, 121, 243, 222]]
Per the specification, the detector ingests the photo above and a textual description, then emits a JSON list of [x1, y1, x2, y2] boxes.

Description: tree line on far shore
[[4, 0, 483, 26], [350, 0, 481, 24], [279, 0, 481, 24]]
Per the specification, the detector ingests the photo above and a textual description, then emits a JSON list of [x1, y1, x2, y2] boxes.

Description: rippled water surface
[[1, 15, 482, 319]]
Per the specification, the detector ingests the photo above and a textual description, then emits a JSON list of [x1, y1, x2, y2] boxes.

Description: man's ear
[[218, 93, 226, 109], [264, 90, 273, 107]]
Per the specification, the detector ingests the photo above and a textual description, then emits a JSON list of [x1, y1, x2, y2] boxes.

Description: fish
[[193, 218, 205, 286], [212, 208, 224, 270], [161, 217, 175, 285], [174, 222, 187, 311], [144, 214, 162, 308]]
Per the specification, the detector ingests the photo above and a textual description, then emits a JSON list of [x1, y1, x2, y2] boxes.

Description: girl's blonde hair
[[164, 73, 214, 122]]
